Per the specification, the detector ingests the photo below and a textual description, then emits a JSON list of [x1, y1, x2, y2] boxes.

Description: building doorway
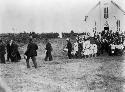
[[104, 27, 109, 31]]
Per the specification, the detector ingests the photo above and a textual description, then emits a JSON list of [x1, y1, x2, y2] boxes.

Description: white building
[[84, 0, 125, 34]]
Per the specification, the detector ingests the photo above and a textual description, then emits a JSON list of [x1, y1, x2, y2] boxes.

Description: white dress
[[89, 44, 93, 55], [111, 44, 115, 50], [123, 41, 125, 47], [119, 44, 124, 50], [93, 44, 97, 54], [74, 42, 78, 52]]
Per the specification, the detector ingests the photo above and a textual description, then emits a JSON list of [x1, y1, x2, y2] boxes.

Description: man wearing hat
[[66, 38, 72, 59], [25, 38, 38, 68], [0, 39, 6, 64], [6, 40, 11, 61], [8, 40, 21, 62], [44, 39, 53, 61]]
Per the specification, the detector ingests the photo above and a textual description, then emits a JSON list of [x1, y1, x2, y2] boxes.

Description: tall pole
[[99, 1, 101, 33]]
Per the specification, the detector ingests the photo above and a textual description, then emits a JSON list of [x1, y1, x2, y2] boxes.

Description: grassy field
[[0, 38, 125, 92]]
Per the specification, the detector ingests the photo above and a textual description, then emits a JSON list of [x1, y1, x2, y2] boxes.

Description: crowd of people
[[64, 30, 125, 59], [0, 30, 125, 68], [64, 37, 98, 59], [96, 30, 125, 56]]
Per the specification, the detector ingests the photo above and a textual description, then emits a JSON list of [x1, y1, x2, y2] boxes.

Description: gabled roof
[[85, 0, 125, 20], [111, 0, 125, 15]]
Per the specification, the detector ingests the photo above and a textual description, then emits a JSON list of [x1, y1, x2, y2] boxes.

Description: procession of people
[[64, 30, 125, 59], [0, 29, 125, 68]]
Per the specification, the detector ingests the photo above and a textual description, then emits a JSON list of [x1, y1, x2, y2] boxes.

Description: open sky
[[0, 0, 125, 33]]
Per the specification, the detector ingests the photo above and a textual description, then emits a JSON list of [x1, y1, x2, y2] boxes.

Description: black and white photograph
[[0, 0, 125, 92]]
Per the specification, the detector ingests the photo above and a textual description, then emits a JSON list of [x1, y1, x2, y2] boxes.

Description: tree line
[[0, 31, 89, 43], [0, 32, 59, 43]]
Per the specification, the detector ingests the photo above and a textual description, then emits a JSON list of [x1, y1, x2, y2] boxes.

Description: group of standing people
[[65, 37, 98, 59], [24, 38, 53, 68], [64, 30, 125, 59], [98, 30, 125, 56], [0, 37, 53, 69], [0, 30, 124, 68], [6, 40, 21, 62], [0, 39, 21, 64]]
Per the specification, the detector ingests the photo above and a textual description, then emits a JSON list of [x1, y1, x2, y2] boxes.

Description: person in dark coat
[[77, 40, 83, 58], [44, 39, 53, 61], [66, 38, 72, 59], [25, 38, 38, 68], [6, 40, 11, 61], [10, 40, 21, 62], [0, 39, 6, 64]]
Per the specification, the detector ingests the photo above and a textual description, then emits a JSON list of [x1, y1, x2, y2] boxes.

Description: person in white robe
[[93, 44, 97, 57], [84, 40, 91, 58], [72, 41, 78, 56], [123, 40, 125, 51], [90, 44, 94, 57], [110, 43, 115, 56]]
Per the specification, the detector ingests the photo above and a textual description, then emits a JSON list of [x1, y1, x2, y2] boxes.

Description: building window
[[104, 7, 108, 19], [116, 20, 120, 31]]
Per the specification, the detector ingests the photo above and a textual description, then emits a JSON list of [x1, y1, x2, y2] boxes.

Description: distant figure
[[6, 40, 11, 61], [73, 41, 78, 57], [9, 40, 21, 62], [123, 39, 125, 51], [93, 44, 97, 57], [78, 40, 83, 58], [0, 39, 6, 64], [25, 38, 38, 68], [44, 39, 53, 61], [66, 38, 72, 59], [109, 42, 115, 56]]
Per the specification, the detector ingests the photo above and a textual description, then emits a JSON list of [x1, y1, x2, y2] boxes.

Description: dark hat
[[29, 38, 33, 42], [0, 39, 2, 42], [66, 38, 70, 41]]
